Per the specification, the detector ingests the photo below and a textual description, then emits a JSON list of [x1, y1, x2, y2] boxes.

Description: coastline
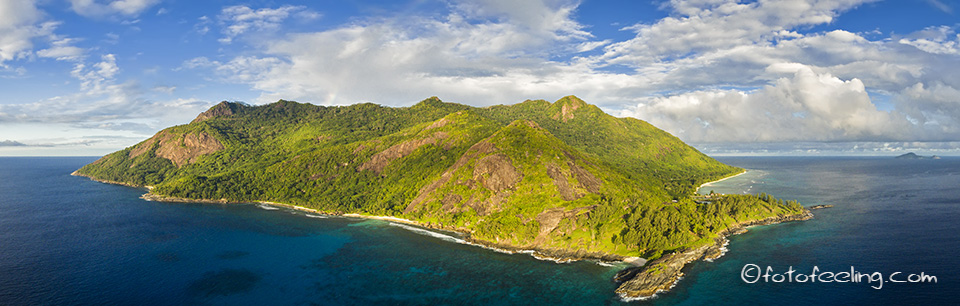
[[75, 174, 639, 267], [614, 169, 811, 301], [75, 169, 807, 301], [71, 171, 154, 190], [149, 193, 638, 265], [614, 210, 813, 300], [696, 169, 748, 193]]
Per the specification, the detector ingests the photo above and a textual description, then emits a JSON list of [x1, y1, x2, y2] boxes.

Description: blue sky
[[0, 0, 958, 156]]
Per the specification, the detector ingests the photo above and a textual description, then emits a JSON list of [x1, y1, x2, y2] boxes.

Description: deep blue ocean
[[0, 156, 957, 305]]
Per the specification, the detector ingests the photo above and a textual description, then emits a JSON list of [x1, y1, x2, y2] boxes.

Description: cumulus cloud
[[174, 0, 960, 145], [452, 0, 590, 40], [600, 0, 871, 65], [0, 53, 213, 134], [0, 0, 54, 64], [898, 26, 959, 55], [621, 64, 915, 142], [68, 0, 160, 18], [0, 0, 87, 73], [217, 5, 319, 44], [183, 1, 620, 106], [36, 37, 85, 61]]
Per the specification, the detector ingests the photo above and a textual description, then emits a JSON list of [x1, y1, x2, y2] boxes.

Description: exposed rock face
[[192, 101, 238, 123], [569, 161, 601, 193], [615, 211, 813, 299], [154, 132, 225, 167], [546, 164, 578, 201], [440, 193, 463, 213], [404, 139, 496, 213], [358, 132, 449, 174], [534, 206, 594, 242], [472, 153, 521, 193], [424, 116, 452, 131], [546, 161, 602, 201]]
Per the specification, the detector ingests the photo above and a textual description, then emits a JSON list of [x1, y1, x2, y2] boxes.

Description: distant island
[[896, 152, 941, 159], [73, 96, 810, 299]]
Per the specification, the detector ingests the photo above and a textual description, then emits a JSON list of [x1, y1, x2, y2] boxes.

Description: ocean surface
[[0, 156, 957, 305]]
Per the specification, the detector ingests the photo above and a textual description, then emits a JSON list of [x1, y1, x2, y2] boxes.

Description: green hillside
[[75, 96, 805, 259]]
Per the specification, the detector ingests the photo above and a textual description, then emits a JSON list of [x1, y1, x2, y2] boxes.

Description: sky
[[0, 0, 958, 156]]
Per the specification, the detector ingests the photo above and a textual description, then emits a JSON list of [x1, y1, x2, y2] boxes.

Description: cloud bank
[[2, 0, 959, 155], [179, 0, 960, 145]]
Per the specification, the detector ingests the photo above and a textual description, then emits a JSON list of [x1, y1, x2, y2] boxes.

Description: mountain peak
[[555, 95, 587, 108], [551, 95, 592, 122], [413, 96, 444, 107], [192, 101, 244, 123]]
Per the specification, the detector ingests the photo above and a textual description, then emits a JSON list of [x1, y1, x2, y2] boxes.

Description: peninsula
[[74, 96, 810, 299]]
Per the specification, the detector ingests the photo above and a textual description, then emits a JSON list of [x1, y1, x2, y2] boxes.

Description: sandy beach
[[696, 169, 748, 193]]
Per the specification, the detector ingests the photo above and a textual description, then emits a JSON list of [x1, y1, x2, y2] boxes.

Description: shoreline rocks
[[614, 211, 813, 299]]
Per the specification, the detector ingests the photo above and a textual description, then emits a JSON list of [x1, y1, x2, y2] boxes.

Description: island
[[73, 96, 811, 299], [896, 152, 941, 159]]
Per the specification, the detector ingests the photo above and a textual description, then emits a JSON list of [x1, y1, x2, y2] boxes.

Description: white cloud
[[601, 0, 872, 66], [174, 0, 960, 145], [898, 26, 959, 55], [576, 39, 611, 52], [0, 0, 48, 64], [452, 0, 590, 40], [620, 64, 917, 142], [68, 0, 160, 18], [71, 54, 120, 92], [36, 37, 85, 61], [187, 1, 607, 105], [0, 53, 213, 142], [217, 5, 318, 44], [925, 0, 953, 14], [0, 1, 87, 69]]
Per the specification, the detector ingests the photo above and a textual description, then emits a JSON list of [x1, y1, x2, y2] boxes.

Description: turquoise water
[[0, 157, 625, 305], [658, 156, 960, 305], [0, 156, 957, 305]]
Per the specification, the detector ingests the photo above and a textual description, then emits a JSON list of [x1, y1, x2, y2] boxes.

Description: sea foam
[[257, 204, 279, 210], [388, 223, 466, 244]]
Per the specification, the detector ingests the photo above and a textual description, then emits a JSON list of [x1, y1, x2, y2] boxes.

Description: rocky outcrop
[[358, 132, 449, 174], [534, 206, 594, 243], [546, 161, 602, 201], [155, 132, 225, 167], [404, 139, 497, 213], [424, 116, 452, 131], [546, 163, 578, 201], [615, 211, 813, 299], [192, 101, 239, 123], [472, 153, 521, 192]]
